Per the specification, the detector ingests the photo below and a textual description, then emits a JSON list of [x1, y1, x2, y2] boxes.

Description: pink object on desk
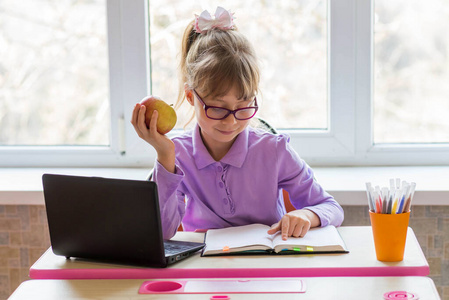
[[210, 296, 230, 300], [383, 291, 419, 299], [138, 279, 306, 294]]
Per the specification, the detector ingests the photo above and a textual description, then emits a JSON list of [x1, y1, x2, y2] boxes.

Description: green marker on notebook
[[293, 247, 301, 252]]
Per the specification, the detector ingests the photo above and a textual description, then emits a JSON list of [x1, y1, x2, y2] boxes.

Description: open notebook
[[202, 224, 349, 256]]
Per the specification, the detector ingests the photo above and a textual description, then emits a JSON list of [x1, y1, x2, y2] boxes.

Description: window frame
[[0, 0, 154, 167], [1, 0, 448, 168], [292, 0, 449, 166]]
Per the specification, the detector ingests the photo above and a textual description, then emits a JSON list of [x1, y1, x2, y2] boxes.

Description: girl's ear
[[185, 85, 194, 106]]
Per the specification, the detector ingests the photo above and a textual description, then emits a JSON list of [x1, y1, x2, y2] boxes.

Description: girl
[[131, 7, 344, 240]]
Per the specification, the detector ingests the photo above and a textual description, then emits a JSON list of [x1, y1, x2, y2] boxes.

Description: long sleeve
[[151, 125, 344, 238], [152, 160, 186, 239], [276, 135, 344, 227]]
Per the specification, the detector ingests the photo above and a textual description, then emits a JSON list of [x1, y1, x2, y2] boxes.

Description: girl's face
[[186, 85, 255, 158]]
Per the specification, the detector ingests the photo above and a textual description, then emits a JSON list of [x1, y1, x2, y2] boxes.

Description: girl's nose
[[221, 113, 238, 124]]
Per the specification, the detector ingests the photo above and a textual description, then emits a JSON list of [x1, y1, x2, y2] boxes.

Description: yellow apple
[[140, 96, 177, 134]]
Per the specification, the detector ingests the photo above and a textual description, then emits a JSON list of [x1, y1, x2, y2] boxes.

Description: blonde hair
[[176, 20, 260, 125]]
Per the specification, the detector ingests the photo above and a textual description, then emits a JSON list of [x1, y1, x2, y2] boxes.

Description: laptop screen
[[43, 174, 167, 267]]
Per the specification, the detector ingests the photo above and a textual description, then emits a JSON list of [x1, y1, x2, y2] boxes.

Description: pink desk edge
[[29, 227, 430, 280], [29, 265, 429, 280]]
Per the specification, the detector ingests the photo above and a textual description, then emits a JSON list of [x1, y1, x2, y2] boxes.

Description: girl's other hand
[[267, 209, 321, 241], [131, 101, 176, 172]]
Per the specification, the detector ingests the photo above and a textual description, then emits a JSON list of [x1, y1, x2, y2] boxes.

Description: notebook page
[[272, 225, 347, 250], [204, 224, 273, 252]]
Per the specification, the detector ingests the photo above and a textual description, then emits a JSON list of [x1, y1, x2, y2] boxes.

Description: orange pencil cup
[[369, 211, 410, 262]]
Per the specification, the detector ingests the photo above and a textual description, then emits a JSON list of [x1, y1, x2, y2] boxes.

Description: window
[[1, 1, 109, 146], [149, 0, 328, 130], [374, 0, 449, 144], [0, 0, 152, 167], [1, 0, 448, 167]]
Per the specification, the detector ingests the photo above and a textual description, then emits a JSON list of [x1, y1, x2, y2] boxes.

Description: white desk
[[29, 226, 429, 279], [9, 277, 440, 299]]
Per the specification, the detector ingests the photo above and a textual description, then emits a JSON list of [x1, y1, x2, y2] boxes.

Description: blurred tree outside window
[[148, 0, 328, 131], [374, 0, 449, 144], [0, 0, 109, 146], [1, 0, 448, 166]]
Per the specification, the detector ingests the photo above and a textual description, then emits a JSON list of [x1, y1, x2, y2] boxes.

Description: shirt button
[[217, 166, 223, 172], [223, 198, 228, 205], [219, 182, 224, 188]]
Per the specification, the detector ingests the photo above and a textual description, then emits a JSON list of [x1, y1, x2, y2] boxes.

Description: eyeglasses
[[192, 89, 258, 121]]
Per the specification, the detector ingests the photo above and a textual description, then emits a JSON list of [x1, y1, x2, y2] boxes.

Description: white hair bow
[[194, 6, 235, 34]]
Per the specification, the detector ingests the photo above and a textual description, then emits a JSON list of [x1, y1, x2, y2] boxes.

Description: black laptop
[[42, 173, 205, 268]]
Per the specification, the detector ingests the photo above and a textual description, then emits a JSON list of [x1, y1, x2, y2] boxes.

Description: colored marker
[[391, 189, 399, 214], [374, 190, 381, 213], [375, 186, 383, 213], [381, 187, 389, 214], [397, 183, 409, 214], [366, 182, 374, 212], [403, 182, 416, 213]]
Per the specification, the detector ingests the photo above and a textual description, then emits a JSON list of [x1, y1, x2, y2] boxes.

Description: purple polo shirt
[[153, 124, 344, 239]]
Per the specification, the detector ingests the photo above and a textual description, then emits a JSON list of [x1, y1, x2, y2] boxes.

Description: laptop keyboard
[[164, 241, 195, 255]]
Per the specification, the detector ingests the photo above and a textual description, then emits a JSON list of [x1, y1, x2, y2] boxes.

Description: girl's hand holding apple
[[131, 96, 177, 173], [140, 96, 177, 134]]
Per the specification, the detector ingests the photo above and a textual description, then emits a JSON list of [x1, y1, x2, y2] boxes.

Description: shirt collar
[[192, 123, 249, 169]]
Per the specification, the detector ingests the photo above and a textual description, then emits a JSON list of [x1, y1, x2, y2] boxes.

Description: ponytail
[[176, 21, 199, 110], [176, 10, 260, 126]]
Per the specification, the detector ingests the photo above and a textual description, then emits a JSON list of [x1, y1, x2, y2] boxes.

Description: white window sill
[[1, 166, 448, 206]]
